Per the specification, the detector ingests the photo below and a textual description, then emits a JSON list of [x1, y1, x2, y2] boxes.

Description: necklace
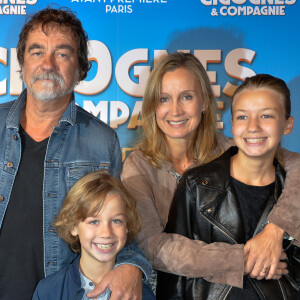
[[171, 157, 196, 175], [182, 158, 196, 170]]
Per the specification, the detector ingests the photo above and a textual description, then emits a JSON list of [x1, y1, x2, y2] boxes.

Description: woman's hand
[[252, 252, 288, 280], [244, 222, 285, 279]]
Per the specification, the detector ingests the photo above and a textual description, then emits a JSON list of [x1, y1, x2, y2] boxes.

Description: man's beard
[[25, 70, 79, 102]]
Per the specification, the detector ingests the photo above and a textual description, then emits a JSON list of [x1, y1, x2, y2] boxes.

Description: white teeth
[[168, 120, 187, 125], [96, 243, 113, 249], [245, 138, 266, 143]]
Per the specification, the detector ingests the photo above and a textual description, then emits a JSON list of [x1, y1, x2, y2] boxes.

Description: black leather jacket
[[157, 147, 299, 300]]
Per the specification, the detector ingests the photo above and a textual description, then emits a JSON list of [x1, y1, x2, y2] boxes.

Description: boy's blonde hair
[[54, 170, 141, 253]]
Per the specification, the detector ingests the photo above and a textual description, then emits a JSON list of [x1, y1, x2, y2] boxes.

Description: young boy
[[157, 74, 299, 299], [33, 171, 155, 299]]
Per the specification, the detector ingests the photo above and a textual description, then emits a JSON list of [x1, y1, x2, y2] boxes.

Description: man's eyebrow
[[55, 44, 74, 52], [27, 43, 74, 53], [28, 43, 44, 52]]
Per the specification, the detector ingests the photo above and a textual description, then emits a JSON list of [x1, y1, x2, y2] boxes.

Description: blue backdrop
[[1, 0, 299, 159]]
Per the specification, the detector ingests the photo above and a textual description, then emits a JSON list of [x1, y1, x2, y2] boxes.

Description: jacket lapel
[[196, 148, 245, 244]]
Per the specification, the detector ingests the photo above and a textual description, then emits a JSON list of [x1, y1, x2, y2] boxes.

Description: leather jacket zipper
[[278, 279, 287, 300], [200, 212, 238, 244], [248, 276, 264, 299], [199, 212, 236, 300]]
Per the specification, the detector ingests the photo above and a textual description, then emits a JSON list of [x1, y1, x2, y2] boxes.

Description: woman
[[121, 53, 300, 289], [156, 74, 299, 299]]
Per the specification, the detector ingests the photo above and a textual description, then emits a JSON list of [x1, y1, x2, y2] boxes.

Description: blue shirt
[[80, 270, 111, 300]]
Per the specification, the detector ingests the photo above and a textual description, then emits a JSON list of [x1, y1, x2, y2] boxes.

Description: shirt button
[[202, 179, 208, 185], [7, 162, 14, 168], [0, 196, 4, 202], [89, 282, 94, 286], [13, 135, 17, 140]]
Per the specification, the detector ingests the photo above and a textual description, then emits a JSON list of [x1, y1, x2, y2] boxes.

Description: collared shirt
[[80, 272, 111, 300]]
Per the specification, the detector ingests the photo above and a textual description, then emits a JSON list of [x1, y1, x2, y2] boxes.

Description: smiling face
[[155, 68, 206, 146], [71, 192, 128, 268], [231, 87, 294, 160], [22, 24, 80, 102]]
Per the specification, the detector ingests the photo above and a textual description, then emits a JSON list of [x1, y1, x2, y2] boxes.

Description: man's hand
[[244, 223, 285, 280], [87, 264, 142, 300]]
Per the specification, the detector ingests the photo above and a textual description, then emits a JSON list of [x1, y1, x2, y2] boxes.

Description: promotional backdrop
[[1, 0, 299, 159]]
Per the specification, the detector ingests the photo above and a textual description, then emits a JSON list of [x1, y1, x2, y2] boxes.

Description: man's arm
[[110, 131, 122, 179], [115, 240, 152, 280]]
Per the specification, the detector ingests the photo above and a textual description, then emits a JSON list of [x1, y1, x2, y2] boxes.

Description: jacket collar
[[6, 89, 77, 129], [70, 255, 83, 288], [194, 146, 285, 192], [190, 146, 237, 192], [196, 147, 285, 243]]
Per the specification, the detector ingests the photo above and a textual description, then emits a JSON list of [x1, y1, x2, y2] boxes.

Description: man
[[0, 7, 150, 299]]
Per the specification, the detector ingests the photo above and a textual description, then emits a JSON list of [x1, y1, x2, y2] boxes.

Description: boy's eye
[[89, 220, 99, 225], [112, 219, 123, 224], [236, 115, 247, 120]]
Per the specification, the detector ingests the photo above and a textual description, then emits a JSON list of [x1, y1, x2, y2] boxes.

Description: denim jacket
[[0, 89, 151, 279]]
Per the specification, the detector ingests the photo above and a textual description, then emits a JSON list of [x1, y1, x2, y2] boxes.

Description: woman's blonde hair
[[138, 52, 220, 167], [54, 170, 141, 253]]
